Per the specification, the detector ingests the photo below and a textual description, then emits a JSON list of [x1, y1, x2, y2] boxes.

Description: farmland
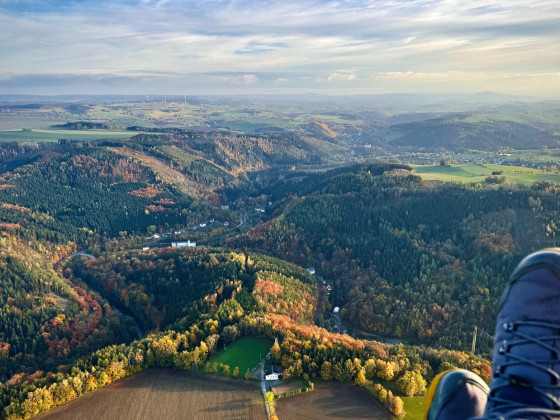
[[209, 336, 273, 377], [412, 163, 560, 185], [35, 369, 266, 420], [274, 381, 391, 420], [0, 128, 133, 142]]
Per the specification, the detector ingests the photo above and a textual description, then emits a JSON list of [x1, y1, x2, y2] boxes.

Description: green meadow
[[412, 163, 560, 186], [376, 378, 424, 419], [208, 336, 273, 377], [402, 396, 425, 419]]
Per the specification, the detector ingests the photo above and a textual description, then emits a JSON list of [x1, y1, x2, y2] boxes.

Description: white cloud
[[0, 0, 558, 95], [327, 72, 357, 82], [237, 74, 258, 84]]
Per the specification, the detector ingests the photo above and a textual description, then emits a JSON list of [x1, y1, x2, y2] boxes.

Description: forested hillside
[[2, 130, 556, 419], [231, 163, 560, 352], [389, 115, 560, 150], [0, 148, 205, 238], [0, 234, 136, 383], [1, 243, 491, 420], [66, 248, 318, 333], [129, 128, 347, 173]]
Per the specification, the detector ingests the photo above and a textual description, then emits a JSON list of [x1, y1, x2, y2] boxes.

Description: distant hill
[[390, 115, 560, 150]]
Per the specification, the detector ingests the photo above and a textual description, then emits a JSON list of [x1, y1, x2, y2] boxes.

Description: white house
[[221, 205, 229, 210], [265, 366, 283, 381], [333, 307, 340, 314], [307, 267, 316, 275], [142, 247, 150, 251], [199, 223, 206, 227], [172, 240, 196, 248]]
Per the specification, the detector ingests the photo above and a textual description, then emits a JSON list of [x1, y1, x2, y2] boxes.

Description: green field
[[209, 336, 273, 376], [402, 396, 425, 419], [413, 163, 560, 185], [0, 129, 133, 142], [376, 378, 424, 419]]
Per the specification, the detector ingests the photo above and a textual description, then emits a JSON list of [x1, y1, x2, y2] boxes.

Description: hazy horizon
[[1, 0, 559, 97]]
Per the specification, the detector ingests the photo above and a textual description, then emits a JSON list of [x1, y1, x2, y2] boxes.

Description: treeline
[[267, 313, 491, 418], [231, 164, 560, 352], [1, 309, 492, 420], [1, 329, 210, 420], [52, 122, 113, 130]]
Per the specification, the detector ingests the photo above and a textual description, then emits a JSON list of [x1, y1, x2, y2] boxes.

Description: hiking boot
[[484, 248, 560, 419], [425, 368, 489, 420]]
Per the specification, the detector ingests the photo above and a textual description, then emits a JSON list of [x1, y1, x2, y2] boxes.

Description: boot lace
[[487, 320, 560, 419]]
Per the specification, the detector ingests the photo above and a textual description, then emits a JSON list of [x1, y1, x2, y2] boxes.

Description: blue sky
[[0, 0, 559, 96]]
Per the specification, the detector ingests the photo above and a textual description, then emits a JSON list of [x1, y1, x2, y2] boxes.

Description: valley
[[0, 94, 559, 420]]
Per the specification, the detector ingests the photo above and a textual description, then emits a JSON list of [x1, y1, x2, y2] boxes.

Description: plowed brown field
[[36, 369, 266, 420]]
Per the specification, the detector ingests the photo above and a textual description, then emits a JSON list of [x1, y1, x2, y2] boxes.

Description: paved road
[[72, 250, 96, 259], [257, 360, 271, 419]]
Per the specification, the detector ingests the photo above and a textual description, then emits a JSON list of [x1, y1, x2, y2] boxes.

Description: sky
[[0, 0, 559, 96]]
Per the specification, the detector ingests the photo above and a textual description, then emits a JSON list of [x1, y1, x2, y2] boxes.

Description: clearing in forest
[[209, 336, 273, 377]]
